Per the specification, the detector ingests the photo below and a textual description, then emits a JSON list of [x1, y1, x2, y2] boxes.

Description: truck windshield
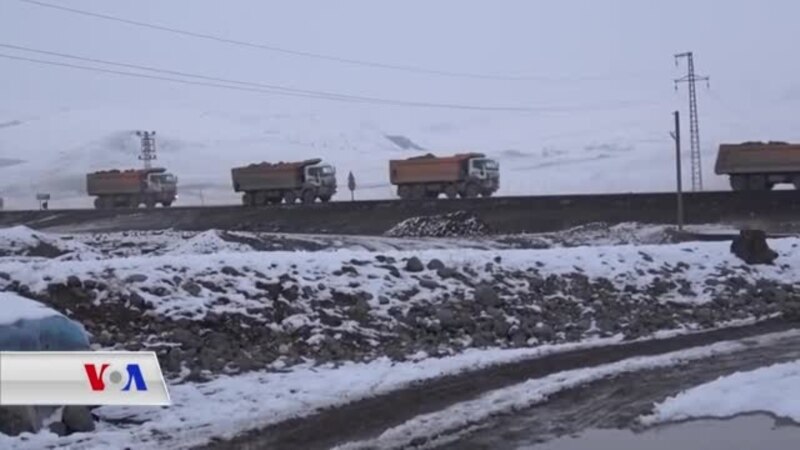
[[154, 174, 177, 184], [472, 159, 499, 171], [309, 165, 335, 176]]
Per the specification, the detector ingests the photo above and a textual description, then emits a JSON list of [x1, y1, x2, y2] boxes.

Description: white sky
[[1, 0, 799, 205]]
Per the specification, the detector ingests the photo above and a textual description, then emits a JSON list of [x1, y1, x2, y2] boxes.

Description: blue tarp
[[0, 313, 89, 351]]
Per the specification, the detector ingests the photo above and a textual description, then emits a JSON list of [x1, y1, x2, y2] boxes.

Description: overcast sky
[[1, 0, 799, 140]]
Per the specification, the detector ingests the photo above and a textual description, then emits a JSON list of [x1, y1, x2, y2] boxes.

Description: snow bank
[[0, 292, 59, 325], [0, 292, 89, 351], [642, 359, 800, 425]]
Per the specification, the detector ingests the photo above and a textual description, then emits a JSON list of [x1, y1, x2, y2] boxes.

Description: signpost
[[36, 193, 50, 211], [670, 111, 685, 231], [347, 171, 356, 201]]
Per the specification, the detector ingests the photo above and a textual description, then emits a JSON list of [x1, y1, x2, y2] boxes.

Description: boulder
[[62, 406, 95, 433], [405, 257, 425, 273], [426, 259, 446, 271], [730, 230, 778, 265]]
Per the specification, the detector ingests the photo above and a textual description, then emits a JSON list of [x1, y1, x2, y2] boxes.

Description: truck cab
[[304, 162, 337, 188], [145, 170, 178, 193], [468, 157, 500, 180]]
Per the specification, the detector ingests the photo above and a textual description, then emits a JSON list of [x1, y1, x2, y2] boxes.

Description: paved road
[[3, 190, 800, 235]]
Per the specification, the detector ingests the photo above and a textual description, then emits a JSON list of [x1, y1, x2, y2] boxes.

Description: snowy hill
[[0, 105, 741, 210]]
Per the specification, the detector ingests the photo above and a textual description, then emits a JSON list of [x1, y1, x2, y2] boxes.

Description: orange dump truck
[[86, 167, 178, 209], [389, 153, 499, 199], [715, 142, 800, 191], [231, 158, 337, 205]]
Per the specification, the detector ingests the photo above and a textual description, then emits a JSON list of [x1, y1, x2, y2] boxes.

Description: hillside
[[0, 105, 739, 210]]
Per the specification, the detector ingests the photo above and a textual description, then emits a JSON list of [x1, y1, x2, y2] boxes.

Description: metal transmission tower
[[136, 131, 157, 170], [674, 52, 709, 191]]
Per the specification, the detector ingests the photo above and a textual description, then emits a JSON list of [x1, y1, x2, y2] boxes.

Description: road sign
[[347, 171, 356, 201]]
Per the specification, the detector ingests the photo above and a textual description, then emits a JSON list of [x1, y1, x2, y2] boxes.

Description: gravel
[[384, 211, 492, 237]]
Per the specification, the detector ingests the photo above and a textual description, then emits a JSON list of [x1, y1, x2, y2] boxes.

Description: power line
[[674, 51, 709, 192], [0, 45, 660, 113], [18, 0, 655, 83]]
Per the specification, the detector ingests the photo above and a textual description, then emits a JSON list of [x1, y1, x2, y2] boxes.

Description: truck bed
[[389, 154, 476, 185], [716, 143, 800, 174]]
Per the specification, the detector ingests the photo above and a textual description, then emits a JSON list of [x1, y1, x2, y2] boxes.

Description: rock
[[128, 291, 147, 310], [48, 421, 68, 437], [282, 285, 300, 302], [0, 271, 10, 281], [474, 284, 500, 307], [730, 230, 778, 265], [419, 279, 440, 290], [426, 259, 446, 271], [182, 282, 203, 296], [532, 323, 555, 341], [62, 406, 95, 433], [0, 406, 40, 436], [378, 296, 390, 305], [405, 257, 425, 273], [66, 275, 82, 288], [125, 273, 148, 283], [436, 267, 458, 279], [221, 266, 242, 277]]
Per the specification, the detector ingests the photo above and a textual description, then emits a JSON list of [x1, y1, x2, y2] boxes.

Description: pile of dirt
[[385, 211, 492, 237]]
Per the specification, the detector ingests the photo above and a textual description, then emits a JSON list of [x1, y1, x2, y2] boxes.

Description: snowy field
[[0, 106, 738, 211], [2, 224, 800, 448]]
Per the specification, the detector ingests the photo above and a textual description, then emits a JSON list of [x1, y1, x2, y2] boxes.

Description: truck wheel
[[444, 185, 458, 199], [462, 184, 480, 198], [302, 190, 316, 204], [747, 175, 767, 191], [283, 191, 298, 204], [254, 192, 268, 206], [730, 175, 747, 191], [145, 199, 156, 209], [93, 197, 104, 210], [398, 185, 411, 200], [242, 193, 254, 206], [161, 201, 173, 208], [319, 195, 332, 203], [411, 185, 426, 199]]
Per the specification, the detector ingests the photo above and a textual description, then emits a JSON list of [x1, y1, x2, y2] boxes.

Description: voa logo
[[84, 363, 148, 392]]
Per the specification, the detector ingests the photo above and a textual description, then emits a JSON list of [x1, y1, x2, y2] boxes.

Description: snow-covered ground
[[0, 106, 737, 210], [3, 330, 796, 450], [642, 359, 800, 426]]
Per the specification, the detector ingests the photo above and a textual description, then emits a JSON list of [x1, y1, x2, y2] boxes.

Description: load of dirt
[[385, 211, 492, 237]]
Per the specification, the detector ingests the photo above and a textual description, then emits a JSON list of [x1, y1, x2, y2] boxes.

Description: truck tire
[[93, 197, 104, 210], [319, 195, 332, 203], [302, 190, 316, 204], [242, 193, 254, 206], [444, 185, 458, 200], [730, 175, 747, 191], [412, 185, 426, 200], [283, 191, 298, 204], [747, 175, 767, 191], [462, 183, 480, 198], [144, 198, 156, 209], [398, 185, 411, 200], [254, 191, 268, 206], [161, 201, 173, 207]]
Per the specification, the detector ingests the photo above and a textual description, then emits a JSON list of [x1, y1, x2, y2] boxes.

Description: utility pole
[[136, 131, 157, 170], [674, 52, 709, 192], [670, 111, 684, 231]]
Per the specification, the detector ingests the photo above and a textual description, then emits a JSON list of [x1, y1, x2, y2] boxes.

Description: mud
[[446, 331, 800, 449], [199, 319, 797, 450]]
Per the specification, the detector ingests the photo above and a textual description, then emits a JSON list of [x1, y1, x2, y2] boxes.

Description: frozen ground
[[0, 222, 736, 261], [2, 225, 800, 447], [3, 331, 796, 450], [642, 358, 800, 425]]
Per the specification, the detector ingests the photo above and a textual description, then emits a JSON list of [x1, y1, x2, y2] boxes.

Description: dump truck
[[389, 153, 500, 199], [87, 167, 178, 209], [231, 158, 337, 205], [715, 142, 800, 191]]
